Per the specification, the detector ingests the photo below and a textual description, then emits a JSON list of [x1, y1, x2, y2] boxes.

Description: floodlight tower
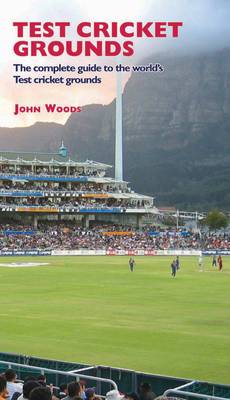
[[115, 68, 123, 182]]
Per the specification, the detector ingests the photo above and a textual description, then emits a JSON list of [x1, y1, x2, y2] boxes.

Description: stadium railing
[[0, 352, 188, 396], [1, 353, 230, 399], [164, 380, 230, 400], [0, 359, 118, 393]]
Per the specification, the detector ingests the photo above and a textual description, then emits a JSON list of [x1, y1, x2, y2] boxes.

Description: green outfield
[[0, 255, 230, 384]]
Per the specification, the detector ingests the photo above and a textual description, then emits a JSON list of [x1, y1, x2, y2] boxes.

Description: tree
[[204, 209, 228, 231]]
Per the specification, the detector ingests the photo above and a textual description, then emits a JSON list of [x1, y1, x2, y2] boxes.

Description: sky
[[0, 0, 230, 128]]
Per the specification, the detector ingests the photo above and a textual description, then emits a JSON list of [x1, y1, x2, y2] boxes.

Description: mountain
[[0, 48, 230, 210]]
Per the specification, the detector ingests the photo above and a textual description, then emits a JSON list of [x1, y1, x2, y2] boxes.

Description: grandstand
[[0, 145, 229, 255], [0, 144, 157, 230]]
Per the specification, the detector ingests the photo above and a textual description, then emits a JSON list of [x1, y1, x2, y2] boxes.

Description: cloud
[[131, 0, 230, 57], [0, 0, 229, 127]]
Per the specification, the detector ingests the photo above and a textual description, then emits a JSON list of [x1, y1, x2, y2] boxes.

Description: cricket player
[[129, 257, 135, 272], [171, 259, 177, 277], [198, 254, 204, 271]]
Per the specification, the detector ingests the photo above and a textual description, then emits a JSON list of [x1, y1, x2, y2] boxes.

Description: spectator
[[79, 380, 86, 400], [29, 387, 52, 400], [5, 369, 22, 400], [0, 375, 8, 400], [63, 381, 82, 400], [125, 393, 139, 400], [85, 388, 99, 400], [17, 381, 41, 400], [37, 375, 47, 387], [105, 390, 124, 400], [58, 384, 68, 399], [139, 383, 156, 400]]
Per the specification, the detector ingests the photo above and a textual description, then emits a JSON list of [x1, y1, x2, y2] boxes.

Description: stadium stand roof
[[0, 152, 112, 169]]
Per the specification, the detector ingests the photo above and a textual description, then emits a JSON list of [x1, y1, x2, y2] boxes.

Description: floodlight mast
[[115, 68, 123, 182]]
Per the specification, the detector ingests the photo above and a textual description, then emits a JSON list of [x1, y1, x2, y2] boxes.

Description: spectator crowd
[[0, 368, 176, 400], [0, 182, 129, 195], [0, 164, 105, 178], [0, 198, 144, 210], [0, 223, 229, 251]]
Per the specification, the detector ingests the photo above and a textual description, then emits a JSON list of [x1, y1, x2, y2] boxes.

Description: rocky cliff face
[[0, 48, 230, 210]]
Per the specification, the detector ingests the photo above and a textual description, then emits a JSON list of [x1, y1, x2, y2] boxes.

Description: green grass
[[0, 255, 230, 383]]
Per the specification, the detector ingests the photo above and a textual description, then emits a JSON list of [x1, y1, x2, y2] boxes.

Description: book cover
[[0, 0, 230, 386]]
